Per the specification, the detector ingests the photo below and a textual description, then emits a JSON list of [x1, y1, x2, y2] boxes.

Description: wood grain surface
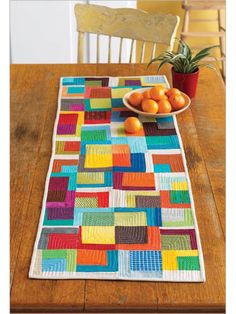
[[74, 3, 179, 62], [10, 64, 225, 313]]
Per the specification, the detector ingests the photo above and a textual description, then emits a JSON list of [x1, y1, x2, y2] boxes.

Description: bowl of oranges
[[123, 86, 190, 117]]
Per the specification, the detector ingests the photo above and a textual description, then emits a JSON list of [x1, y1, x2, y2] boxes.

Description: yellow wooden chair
[[181, 0, 225, 77], [74, 3, 180, 63]]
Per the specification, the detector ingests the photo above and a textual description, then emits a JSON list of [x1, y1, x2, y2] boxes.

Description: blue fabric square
[[42, 258, 66, 272], [154, 164, 171, 173], [68, 86, 85, 94], [61, 165, 78, 173], [130, 251, 162, 271], [62, 77, 85, 86]]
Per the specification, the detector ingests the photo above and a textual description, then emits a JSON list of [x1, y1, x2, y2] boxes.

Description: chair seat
[[182, 1, 225, 10]]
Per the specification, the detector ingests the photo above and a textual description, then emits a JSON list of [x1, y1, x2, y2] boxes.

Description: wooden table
[[10, 64, 225, 313]]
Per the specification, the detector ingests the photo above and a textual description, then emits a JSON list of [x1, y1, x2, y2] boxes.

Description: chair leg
[[181, 9, 190, 38]]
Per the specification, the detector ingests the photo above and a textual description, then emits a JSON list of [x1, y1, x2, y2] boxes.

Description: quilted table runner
[[29, 75, 205, 281]]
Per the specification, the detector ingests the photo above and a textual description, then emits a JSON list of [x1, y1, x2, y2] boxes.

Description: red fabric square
[[64, 141, 80, 152], [59, 114, 78, 125]]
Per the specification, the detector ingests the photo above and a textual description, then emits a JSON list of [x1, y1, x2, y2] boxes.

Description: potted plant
[[148, 39, 218, 99]]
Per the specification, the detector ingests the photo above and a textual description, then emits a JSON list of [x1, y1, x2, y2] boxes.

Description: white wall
[[10, 0, 137, 63]]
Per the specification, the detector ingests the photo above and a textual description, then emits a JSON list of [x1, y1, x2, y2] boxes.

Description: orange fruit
[[128, 92, 143, 107], [162, 95, 169, 100], [158, 99, 172, 113], [169, 94, 186, 110], [142, 99, 159, 114], [142, 89, 151, 99], [150, 86, 166, 101], [124, 117, 141, 134], [166, 88, 181, 97]]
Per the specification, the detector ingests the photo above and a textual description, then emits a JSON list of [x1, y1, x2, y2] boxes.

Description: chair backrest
[[74, 3, 180, 63]]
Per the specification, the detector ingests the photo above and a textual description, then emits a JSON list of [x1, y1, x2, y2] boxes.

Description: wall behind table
[[10, 0, 137, 63], [137, 0, 225, 67]]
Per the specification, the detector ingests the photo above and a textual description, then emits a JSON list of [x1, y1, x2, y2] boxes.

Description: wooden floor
[[10, 64, 225, 313]]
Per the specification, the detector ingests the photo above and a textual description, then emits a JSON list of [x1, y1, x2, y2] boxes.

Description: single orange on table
[[142, 89, 151, 99], [158, 99, 172, 113], [142, 99, 159, 114], [166, 88, 181, 97], [124, 117, 142, 134], [128, 92, 143, 107], [169, 94, 186, 110], [150, 86, 166, 101]]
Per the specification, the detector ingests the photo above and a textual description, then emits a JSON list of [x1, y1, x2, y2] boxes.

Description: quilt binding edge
[[28, 75, 206, 282]]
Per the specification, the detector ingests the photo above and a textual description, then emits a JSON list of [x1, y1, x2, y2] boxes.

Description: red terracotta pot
[[171, 67, 199, 99]]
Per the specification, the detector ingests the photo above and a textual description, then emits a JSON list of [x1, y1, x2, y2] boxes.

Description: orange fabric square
[[113, 153, 131, 167], [160, 191, 191, 208], [122, 173, 155, 187], [152, 154, 184, 172], [112, 144, 130, 154], [52, 159, 78, 172], [77, 250, 108, 266]]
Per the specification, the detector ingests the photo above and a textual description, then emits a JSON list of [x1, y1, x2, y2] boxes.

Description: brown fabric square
[[136, 195, 161, 208], [46, 190, 67, 202], [143, 122, 176, 136], [115, 226, 147, 244]]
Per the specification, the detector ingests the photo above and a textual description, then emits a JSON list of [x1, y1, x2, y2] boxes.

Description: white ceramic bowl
[[122, 87, 191, 118]]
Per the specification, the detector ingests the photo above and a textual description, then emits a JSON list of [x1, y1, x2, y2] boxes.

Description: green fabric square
[[170, 190, 190, 204], [85, 80, 102, 87], [90, 98, 112, 109], [81, 129, 107, 142], [161, 234, 192, 250], [82, 212, 114, 226], [43, 249, 67, 259], [75, 197, 98, 208], [177, 256, 200, 270], [42, 249, 77, 272]]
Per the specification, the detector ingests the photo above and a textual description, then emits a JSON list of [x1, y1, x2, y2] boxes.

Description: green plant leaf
[[191, 45, 219, 63], [156, 59, 171, 72], [198, 63, 216, 70], [147, 39, 219, 74]]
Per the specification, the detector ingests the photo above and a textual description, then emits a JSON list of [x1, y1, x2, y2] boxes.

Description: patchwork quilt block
[[29, 75, 205, 281]]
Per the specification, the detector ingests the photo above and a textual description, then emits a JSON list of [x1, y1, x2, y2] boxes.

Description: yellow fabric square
[[75, 124, 81, 137], [175, 250, 198, 257], [85, 145, 112, 168], [82, 226, 115, 244], [171, 181, 188, 190], [111, 88, 132, 98], [162, 251, 178, 270], [77, 172, 104, 184], [162, 250, 198, 270], [90, 98, 111, 109], [77, 111, 85, 124], [114, 212, 147, 226], [85, 154, 112, 168], [86, 144, 112, 155]]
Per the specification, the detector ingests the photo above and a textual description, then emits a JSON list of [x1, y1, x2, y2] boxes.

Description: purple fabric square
[[46, 190, 75, 208], [46, 207, 74, 220], [57, 124, 76, 135], [124, 80, 141, 86], [71, 104, 84, 111]]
